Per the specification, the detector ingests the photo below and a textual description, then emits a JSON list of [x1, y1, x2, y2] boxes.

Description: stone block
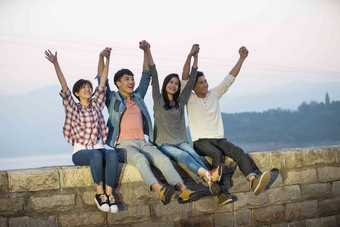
[[233, 191, 268, 210], [268, 185, 301, 204], [174, 215, 214, 227], [0, 197, 24, 214], [116, 182, 159, 205], [332, 181, 340, 197], [284, 150, 304, 168], [0, 217, 7, 227], [286, 200, 318, 220], [59, 166, 93, 188], [214, 212, 233, 227], [0, 171, 7, 192], [302, 147, 337, 166], [317, 166, 340, 182], [58, 211, 105, 227], [305, 215, 337, 227], [250, 151, 285, 170], [107, 204, 150, 224], [192, 196, 232, 214], [7, 168, 59, 192], [234, 209, 251, 226], [318, 197, 340, 216], [252, 205, 285, 225], [28, 194, 75, 211], [152, 200, 193, 220], [117, 164, 144, 184], [335, 147, 340, 163], [284, 168, 317, 185], [271, 220, 306, 227], [132, 221, 172, 227], [81, 190, 96, 206], [9, 216, 58, 227], [300, 183, 331, 200]]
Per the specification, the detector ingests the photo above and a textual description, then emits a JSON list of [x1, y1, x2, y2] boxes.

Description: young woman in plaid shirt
[[45, 48, 119, 213]]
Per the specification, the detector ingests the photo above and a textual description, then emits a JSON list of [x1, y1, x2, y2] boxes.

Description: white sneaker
[[94, 194, 110, 212]]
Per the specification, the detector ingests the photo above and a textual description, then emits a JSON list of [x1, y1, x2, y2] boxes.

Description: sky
[[1, 0, 340, 97]]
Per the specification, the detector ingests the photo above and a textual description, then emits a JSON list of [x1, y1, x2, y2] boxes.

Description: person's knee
[[106, 150, 118, 162], [92, 150, 103, 162], [134, 154, 149, 169]]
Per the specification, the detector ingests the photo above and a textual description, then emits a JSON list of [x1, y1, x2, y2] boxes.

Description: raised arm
[[229, 46, 248, 78], [135, 40, 152, 98], [97, 47, 112, 77], [180, 45, 199, 104], [45, 50, 67, 93], [181, 44, 199, 80], [99, 49, 111, 87]]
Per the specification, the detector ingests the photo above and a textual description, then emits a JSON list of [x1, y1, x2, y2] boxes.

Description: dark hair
[[195, 71, 205, 85], [72, 79, 93, 101], [161, 73, 180, 110], [114, 69, 134, 88]]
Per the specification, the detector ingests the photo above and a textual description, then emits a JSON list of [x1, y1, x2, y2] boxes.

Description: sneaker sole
[[178, 193, 201, 204], [219, 198, 234, 205], [254, 171, 270, 196], [94, 197, 110, 212], [210, 182, 221, 196], [162, 185, 176, 205]]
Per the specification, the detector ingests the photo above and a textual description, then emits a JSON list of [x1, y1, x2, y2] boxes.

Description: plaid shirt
[[59, 86, 108, 146]]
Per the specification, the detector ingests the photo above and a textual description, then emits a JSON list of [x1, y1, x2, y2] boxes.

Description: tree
[[325, 92, 330, 106]]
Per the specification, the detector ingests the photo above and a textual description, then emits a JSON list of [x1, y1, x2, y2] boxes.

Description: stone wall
[[0, 146, 339, 227]]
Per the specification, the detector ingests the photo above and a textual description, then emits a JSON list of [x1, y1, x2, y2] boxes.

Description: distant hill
[[222, 98, 340, 152]]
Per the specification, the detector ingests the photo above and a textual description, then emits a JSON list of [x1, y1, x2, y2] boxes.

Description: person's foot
[[107, 194, 118, 213], [159, 185, 176, 205], [209, 181, 221, 196], [177, 188, 201, 204], [217, 192, 234, 205], [251, 171, 270, 196], [206, 165, 222, 182], [94, 194, 110, 212]]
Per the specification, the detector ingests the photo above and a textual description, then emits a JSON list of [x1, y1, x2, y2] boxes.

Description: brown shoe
[[251, 171, 270, 196], [218, 192, 234, 205], [159, 185, 175, 205]]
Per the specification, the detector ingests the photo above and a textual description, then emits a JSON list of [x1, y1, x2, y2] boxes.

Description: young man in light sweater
[[182, 46, 270, 205]]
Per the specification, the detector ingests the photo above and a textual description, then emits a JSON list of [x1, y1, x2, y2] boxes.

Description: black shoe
[[218, 192, 234, 205], [107, 194, 118, 213], [94, 194, 110, 212]]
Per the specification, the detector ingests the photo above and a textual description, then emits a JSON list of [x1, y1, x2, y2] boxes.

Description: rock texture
[[0, 146, 339, 226]]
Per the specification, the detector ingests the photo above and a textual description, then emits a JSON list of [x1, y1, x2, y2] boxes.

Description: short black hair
[[195, 71, 205, 85], [72, 79, 93, 101], [114, 69, 134, 88]]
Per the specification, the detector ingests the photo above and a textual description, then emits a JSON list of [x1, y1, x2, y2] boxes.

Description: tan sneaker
[[159, 185, 175, 205], [177, 188, 201, 204], [251, 171, 270, 196], [206, 165, 222, 182]]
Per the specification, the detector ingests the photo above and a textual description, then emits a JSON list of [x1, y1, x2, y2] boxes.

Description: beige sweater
[[182, 74, 235, 142]]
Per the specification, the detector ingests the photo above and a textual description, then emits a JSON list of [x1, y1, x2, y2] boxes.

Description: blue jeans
[[116, 140, 183, 188], [158, 142, 208, 175], [72, 148, 118, 188]]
